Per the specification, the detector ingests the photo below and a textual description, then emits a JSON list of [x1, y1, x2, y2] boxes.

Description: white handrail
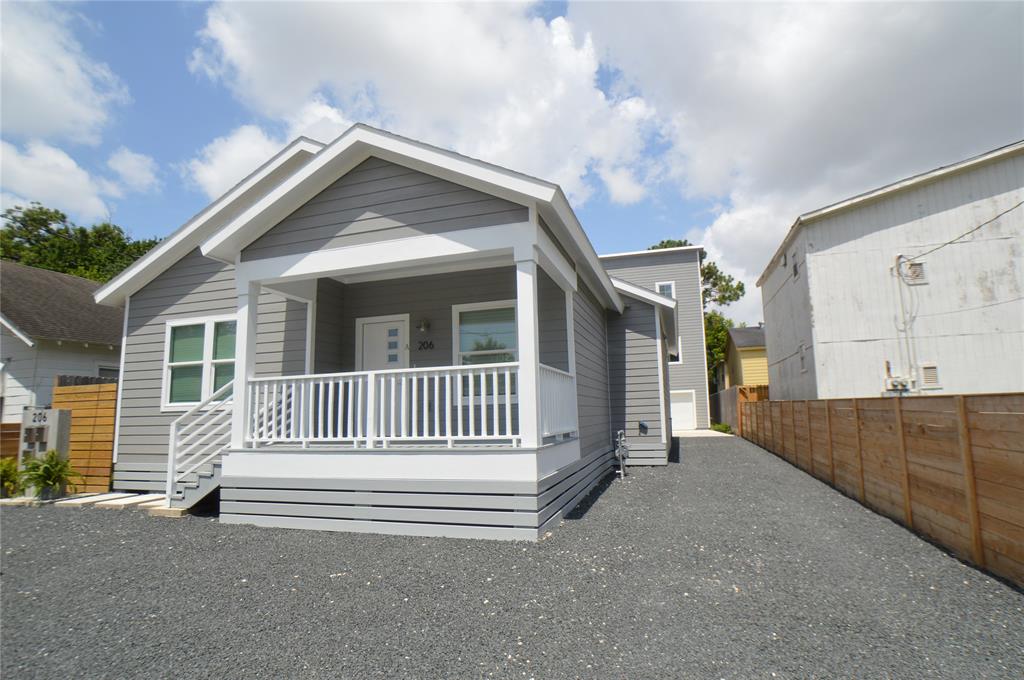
[[247, 364, 522, 448], [539, 363, 578, 439], [166, 380, 234, 499]]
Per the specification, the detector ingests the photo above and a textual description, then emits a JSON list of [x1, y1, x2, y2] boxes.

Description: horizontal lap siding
[[607, 298, 665, 462], [317, 267, 515, 372], [574, 281, 612, 458], [241, 157, 528, 261], [538, 267, 568, 371], [601, 250, 709, 428], [115, 249, 307, 485]]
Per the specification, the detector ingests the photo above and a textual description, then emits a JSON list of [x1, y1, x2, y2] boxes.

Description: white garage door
[[670, 390, 696, 432]]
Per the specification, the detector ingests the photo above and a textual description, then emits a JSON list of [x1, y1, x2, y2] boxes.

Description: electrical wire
[[905, 199, 1024, 262]]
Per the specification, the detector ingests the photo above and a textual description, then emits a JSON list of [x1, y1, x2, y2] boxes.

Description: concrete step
[[94, 493, 167, 509], [55, 492, 134, 507]]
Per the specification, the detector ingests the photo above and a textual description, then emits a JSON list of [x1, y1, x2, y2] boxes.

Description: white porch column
[[231, 280, 260, 448], [516, 258, 541, 449]]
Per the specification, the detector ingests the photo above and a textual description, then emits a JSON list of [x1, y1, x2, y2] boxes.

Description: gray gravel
[[2, 436, 1022, 679]]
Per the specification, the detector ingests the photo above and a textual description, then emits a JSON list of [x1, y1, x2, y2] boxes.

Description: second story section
[[599, 245, 710, 430]]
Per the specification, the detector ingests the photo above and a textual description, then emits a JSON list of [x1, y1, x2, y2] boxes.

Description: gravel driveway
[[2, 436, 1022, 679]]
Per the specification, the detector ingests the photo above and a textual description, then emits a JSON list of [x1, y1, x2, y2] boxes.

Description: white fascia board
[[546, 191, 624, 313], [0, 313, 34, 347], [610, 277, 677, 309], [756, 140, 1024, 287], [92, 137, 324, 306], [201, 124, 557, 263], [599, 244, 704, 259]]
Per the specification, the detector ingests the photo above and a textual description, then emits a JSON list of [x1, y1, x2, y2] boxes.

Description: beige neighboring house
[[715, 326, 769, 390], [0, 261, 124, 424]]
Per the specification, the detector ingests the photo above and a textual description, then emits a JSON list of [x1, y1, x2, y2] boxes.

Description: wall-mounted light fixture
[[417, 319, 431, 333]]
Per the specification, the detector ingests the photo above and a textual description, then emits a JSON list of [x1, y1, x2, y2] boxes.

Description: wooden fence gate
[[741, 394, 1023, 588], [50, 382, 118, 493]]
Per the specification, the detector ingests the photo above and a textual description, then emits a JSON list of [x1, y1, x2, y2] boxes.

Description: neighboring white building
[[1, 262, 124, 422], [758, 141, 1024, 400]]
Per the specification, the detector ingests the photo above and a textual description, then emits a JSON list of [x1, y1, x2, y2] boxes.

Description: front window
[[164, 317, 236, 406], [656, 281, 676, 299], [454, 303, 517, 365]]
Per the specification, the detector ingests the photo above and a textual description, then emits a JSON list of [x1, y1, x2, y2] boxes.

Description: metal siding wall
[[573, 280, 612, 458], [768, 150, 1024, 399], [607, 299, 665, 459], [601, 250, 710, 428], [114, 248, 307, 480], [241, 157, 528, 261], [761, 229, 817, 401]]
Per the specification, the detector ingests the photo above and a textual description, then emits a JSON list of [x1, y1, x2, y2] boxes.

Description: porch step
[[55, 493, 167, 509]]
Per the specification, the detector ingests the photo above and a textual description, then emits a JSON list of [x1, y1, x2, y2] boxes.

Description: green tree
[[649, 238, 745, 309], [704, 310, 734, 392], [1, 203, 159, 282]]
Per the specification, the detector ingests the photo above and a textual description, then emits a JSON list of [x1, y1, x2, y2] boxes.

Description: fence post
[[825, 400, 836, 486], [365, 372, 377, 449], [791, 402, 798, 467], [956, 395, 985, 567], [894, 398, 913, 529], [737, 390, 744, 438], [852, 398, 866, 503], [805, 401, 814, 477]]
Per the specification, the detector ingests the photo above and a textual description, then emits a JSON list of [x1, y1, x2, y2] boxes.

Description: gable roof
[[93, 137, 325, 306], [609, 277, 678, 346], [757, 140, 1024, 286], [728, 326, 765, 350], [198, 123, 622, 311], [1, 261, 124, 346]]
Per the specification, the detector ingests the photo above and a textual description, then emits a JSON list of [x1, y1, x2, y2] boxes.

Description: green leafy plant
[[710, 423, 733, 434], [21, 450, 81, 500], [0, 457, 24, 497]]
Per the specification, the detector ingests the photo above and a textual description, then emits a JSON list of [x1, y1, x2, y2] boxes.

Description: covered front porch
[[237, 257, 578, 453]]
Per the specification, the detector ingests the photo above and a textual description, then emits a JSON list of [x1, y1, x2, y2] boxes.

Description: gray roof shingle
[[728, 326, 765, 349], [1, 261, 124, 346]]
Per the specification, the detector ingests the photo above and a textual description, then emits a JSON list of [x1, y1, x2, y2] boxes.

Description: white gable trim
[[610, 277, 676, 309], [92, 137, 324, 306], [0, 313, 34, 347], [200, 124, 623, 313]]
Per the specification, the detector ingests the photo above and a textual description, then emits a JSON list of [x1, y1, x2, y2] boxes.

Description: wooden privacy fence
[[741, 394, 1024, 587], [50, 382, 118, 493], [711, 384, 769, 432]]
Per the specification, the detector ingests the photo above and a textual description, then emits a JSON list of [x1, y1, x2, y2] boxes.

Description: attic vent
[[921, 363, 940, 388], [905, 261, 927, 284]]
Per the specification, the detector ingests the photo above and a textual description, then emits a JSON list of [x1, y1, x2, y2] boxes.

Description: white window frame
[[668, 337, 683, 365], [161, 314, 237, 412], [655, 280, 676, 300], [451, 300, 518, 366]]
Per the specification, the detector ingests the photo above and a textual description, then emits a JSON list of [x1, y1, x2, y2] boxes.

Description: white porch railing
[[246, 362, 523, 447], [539, 364, 578, 439], [166, 380, 234, 498]]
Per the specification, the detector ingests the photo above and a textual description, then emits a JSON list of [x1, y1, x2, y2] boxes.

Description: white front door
[[670, 390, 697, 432], [356, 315, 409, 370]]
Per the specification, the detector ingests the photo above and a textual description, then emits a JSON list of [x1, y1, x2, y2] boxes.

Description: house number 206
[[417, 340, 434, 351]]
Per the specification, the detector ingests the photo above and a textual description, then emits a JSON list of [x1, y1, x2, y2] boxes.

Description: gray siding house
[[95, 125, 696, 540]]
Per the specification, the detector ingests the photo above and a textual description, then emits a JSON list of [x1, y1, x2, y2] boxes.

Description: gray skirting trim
[[218, 449, 615, 541]]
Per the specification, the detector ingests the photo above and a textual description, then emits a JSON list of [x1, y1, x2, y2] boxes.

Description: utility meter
[[18, 407, 72, 467]]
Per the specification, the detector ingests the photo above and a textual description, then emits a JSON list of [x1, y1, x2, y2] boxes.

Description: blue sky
[[2, 2, 1020, 323]]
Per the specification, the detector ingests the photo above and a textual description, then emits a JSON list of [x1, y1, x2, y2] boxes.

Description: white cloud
[[1, 141, 161, 222], [1, 140, 110, 221], [183, 124, 283, 200], [107, 147, 159, 193], [0, 3, 128, 145], [186, 3, 656, 205], [570, 1, 1024, 321]]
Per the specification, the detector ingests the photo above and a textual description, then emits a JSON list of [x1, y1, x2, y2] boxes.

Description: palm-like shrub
[[21, 451, 81, 499], [0, 457, 23, 497]]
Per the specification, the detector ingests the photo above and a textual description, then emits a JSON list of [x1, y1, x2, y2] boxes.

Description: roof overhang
[[199, 124, 623, 312], [756, 140, 1024, 287], [93, 137, 325, 306], [599, 244, 704, 260], [610, 276, 678, 346], [0, 313, 34, 347]]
